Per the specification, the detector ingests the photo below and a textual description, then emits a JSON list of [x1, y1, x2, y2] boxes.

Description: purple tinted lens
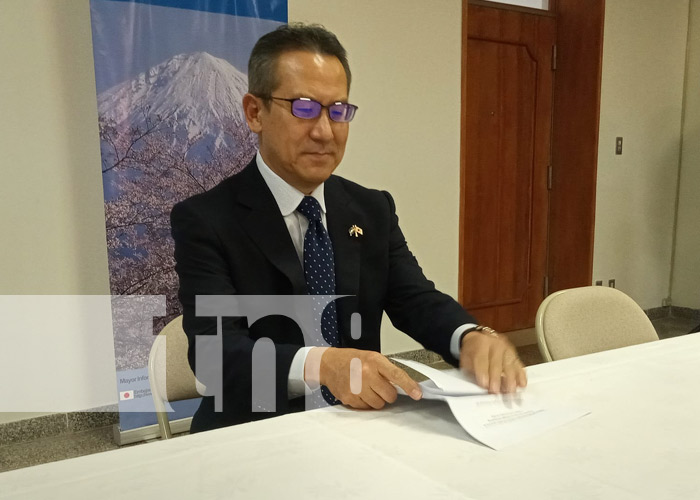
[[291, 99, 321, 119], [328, 103, 357, 122]]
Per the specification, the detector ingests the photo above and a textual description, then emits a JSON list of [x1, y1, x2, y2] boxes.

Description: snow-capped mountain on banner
[[97, 51, 249, 159]]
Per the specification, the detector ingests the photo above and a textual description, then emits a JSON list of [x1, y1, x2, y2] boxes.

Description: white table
[[2, 334, 699, 500]]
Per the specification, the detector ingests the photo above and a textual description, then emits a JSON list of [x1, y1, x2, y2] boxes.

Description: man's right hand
[[305, 347, 422, 409]]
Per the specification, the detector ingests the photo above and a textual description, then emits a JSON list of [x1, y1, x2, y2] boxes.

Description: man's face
[[244, 50, 350, 194]]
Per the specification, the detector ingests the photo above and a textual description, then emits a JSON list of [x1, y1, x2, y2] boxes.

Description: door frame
[[459, 0, 606, 312]]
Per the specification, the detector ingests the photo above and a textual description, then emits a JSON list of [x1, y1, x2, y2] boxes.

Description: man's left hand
[[459, 330, 527, 394]]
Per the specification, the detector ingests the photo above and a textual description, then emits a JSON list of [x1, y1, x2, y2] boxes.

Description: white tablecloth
[[2, 334, 699, 499]]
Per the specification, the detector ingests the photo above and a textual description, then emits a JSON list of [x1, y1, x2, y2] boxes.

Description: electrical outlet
[[595, 280, 603, 286], [616, 137, 623, 155], [608, 279, 616, 288]]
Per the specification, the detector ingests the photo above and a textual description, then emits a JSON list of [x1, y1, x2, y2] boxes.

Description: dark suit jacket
[[170, 158, 476, 432]]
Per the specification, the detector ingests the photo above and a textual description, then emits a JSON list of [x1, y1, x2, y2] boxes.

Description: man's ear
[[243, 93, 263, 134]]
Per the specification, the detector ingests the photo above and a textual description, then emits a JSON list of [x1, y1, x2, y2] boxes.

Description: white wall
[[672, 0, 700, 308], [0, 0, 110, 296], [593, 0, 690, 309], [0, 296, 118, 414], [290, 0, 463, 353], [0, 0, 114, 423]]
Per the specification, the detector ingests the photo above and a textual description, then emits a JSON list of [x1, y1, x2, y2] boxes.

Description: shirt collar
[[256, 151, 326, 216]]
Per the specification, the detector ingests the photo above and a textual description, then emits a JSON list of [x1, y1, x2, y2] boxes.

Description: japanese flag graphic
[[120, 390, 134, 401]]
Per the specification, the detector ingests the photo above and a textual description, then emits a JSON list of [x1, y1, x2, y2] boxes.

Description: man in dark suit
[[171, 23, 526, 433]]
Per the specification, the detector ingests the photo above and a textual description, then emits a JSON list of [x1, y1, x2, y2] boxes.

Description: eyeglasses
[[267, 96, 358, 123]]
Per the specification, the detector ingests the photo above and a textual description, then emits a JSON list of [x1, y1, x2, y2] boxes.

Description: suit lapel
[[233, 161, 307, 294], [229, 166, 362, 306], [325, 177, 363, 300]]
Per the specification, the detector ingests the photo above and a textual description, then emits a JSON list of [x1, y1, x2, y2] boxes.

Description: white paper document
[[391, 358, 590, 450]]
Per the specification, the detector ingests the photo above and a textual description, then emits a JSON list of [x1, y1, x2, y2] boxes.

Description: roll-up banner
[[89, 0, 287, 439]]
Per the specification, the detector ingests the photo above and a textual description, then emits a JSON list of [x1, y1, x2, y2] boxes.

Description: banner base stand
[[112, 417, 192, 445]]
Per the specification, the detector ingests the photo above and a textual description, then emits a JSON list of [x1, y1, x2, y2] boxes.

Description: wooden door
[[460, 3, 556, 331]]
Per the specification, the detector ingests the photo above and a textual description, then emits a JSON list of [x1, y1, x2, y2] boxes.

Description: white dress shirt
[[255, 152, 475, 398]]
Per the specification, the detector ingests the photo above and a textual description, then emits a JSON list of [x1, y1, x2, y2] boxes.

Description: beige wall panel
[[0, 0, 110, 295], [594, 0, 689, 309], [0, 0, 114, 424], [672, 0, 700, 308]]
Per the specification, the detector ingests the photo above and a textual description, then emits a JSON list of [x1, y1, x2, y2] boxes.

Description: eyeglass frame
[[259, 95, 358, 123]]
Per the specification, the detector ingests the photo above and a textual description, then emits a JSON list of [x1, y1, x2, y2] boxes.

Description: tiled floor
[[652, 315, 698, 339], [0, 314, 695, 473]]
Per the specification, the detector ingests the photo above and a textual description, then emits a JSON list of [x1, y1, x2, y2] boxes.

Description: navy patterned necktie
[[297, 196, 340, 405]]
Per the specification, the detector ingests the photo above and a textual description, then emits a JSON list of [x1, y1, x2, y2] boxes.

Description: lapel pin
[[349, 225, 364, 238]]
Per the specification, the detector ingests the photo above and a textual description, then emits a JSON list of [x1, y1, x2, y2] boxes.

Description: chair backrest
[[148, 315, 203, 438], [535, 286, 659, 362]]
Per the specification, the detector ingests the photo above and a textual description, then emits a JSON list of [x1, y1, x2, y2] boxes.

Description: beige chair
[[148, 315, 204, 439], [535, 286, 658, 362]]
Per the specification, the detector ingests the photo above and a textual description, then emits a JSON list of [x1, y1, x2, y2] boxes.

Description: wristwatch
[[459, 325, 499, 348], [475, 325, 498, 337]]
